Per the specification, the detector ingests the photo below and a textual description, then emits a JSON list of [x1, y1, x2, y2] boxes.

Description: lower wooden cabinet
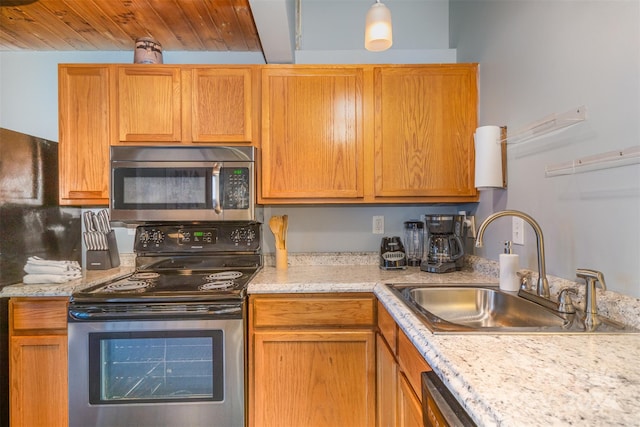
[[249, 293, 376, 427], [377, 301, 432, 427], [376, 334, 397, 427], [9, 297, 68, 427]]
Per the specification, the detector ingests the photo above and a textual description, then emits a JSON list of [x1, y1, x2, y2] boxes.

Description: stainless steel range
[[68, 221, 261, 427]]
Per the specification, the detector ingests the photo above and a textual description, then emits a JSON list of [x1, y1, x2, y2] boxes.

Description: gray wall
[[451, 0, 640, 297]]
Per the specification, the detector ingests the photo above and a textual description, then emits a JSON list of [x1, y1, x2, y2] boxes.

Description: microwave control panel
[[220, 167, 250, 210]]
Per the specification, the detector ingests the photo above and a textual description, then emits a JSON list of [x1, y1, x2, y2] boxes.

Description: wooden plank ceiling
[[0, 0, 262, 52]]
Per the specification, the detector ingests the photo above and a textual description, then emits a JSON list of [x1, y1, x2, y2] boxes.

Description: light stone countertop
[[0, 255, 135, 297], [250, 255, 640, 427], [3, 253, 639, 426]]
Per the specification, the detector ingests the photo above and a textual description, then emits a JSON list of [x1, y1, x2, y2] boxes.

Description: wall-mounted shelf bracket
[[502, 106, 586, 145], [545, 145, 640, 177]]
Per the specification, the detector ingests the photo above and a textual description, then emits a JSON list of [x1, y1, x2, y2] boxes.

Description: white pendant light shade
[[365, 1, 392, 52]]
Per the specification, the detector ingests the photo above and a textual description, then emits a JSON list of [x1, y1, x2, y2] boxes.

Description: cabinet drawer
[[251, 294, 375, 328], [398, 328, 431, 399], [10, 298, 68, 333]]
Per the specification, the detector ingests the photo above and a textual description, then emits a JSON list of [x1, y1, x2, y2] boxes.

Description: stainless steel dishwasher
[[421, 371, 476, 427]]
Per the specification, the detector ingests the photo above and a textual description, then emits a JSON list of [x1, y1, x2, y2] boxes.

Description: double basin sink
[[387, 284, 639, 334]]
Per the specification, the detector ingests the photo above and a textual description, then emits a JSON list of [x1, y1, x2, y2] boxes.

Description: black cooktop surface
[[72, 265, 259, 304]]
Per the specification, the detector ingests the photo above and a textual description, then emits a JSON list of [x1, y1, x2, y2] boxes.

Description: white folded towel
[[23, 272, 82, 284], [24, 256, 81, 275]]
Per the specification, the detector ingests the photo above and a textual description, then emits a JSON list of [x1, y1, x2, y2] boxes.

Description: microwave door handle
[[212, 164, 222, 214]]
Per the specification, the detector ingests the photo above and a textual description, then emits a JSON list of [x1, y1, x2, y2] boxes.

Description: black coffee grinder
[[420, 215, 466, 273]]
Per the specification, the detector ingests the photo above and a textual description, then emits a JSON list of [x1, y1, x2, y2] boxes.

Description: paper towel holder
[[474, 125, 508, 190]]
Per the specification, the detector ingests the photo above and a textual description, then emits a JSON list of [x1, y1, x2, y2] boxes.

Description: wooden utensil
[[269, 215, 288, 270], [281, 215, 288, 249], [269, 216, 283, 249]]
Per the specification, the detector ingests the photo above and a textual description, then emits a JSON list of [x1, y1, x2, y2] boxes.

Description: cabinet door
[[191, 68, 253, 142], [116, 66, 181, 142], [398, 328, 431, 396], [373, 65, 478, 198], [398, 372, 424, 427], [252, 330, 376, 427], [9, 335, 68, 427], [261, 67, 364, 201], [58, 65, 110, 205], [377, 334, 398, 427]]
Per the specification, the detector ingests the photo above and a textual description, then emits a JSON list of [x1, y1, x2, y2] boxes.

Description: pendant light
[[365, 0, 393, 52]]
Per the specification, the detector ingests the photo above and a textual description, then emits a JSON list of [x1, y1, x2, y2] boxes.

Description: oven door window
[[88, 330, 224, 404], [112, 167, 213, 210]]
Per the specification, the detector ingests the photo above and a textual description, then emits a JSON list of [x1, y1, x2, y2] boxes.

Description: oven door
[[68, 314, 244, 427]]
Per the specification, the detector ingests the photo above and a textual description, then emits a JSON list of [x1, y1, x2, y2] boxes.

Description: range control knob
[[138, 230, 150, 244], [149, 230, 165, 245], [245, 228, 256, 243], [139, 228, 164, 248], [230, 227, 256, 245], [230, 228, 245, 244]]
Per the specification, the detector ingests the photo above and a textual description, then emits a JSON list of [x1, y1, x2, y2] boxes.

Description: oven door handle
[[68, 303, 243, 321], [212, 163, 222, 214]]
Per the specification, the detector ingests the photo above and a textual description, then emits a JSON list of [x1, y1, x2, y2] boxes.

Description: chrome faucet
[[475, 210, 550, 298], [576, 268, 607, 331]]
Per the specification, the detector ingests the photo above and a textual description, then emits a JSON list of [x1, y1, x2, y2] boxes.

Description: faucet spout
[[475, 210, 550, 298]]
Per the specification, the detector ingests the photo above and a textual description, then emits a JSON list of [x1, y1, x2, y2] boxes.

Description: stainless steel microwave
[[110, 146, 255, 222]]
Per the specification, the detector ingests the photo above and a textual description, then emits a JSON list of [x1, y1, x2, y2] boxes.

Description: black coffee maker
[[420, 215, 466, 273]]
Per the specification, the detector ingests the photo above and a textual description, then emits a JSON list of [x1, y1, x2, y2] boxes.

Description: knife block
[[87, 230, 121, 270]]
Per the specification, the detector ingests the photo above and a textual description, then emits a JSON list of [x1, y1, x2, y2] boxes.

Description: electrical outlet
[[373, 216, 384, 234], [512, 217, 525, 245]]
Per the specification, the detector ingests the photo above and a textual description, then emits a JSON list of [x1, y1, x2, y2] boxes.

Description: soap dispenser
[[499, 241, 520, 291]]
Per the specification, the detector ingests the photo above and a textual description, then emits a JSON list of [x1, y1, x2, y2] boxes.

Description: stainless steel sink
[[387, 284, 639, 334]]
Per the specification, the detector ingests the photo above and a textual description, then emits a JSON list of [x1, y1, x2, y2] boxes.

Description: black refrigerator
[[0, 127, 82, 426]]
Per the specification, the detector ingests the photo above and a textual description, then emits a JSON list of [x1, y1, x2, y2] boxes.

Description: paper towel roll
[[474, 125, 503, 188]]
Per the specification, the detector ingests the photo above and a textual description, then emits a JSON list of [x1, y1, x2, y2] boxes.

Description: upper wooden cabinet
[[58, 64, 111, 206], [58, 64, 258, 205], [59, 63, 476, 205], [189, 68, 254, 142], [260, 66, 365, 201], [373, 65, 478, 199], [113, 65, 257, 145], [259, 64, 478, 204], [115, 65, 182, 143]]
